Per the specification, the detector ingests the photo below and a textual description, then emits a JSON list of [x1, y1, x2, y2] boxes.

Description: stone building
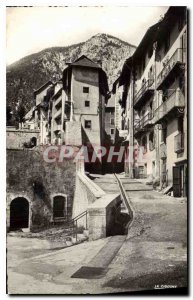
[[62, 55, 109, 147], [6, 148, 76, 231], [118, 6, 187, 196]]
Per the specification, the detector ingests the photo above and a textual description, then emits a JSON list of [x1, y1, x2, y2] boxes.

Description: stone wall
[[6, 148, 76, 230], [6, 127, 40, 149], [88, 193, 122, 240]]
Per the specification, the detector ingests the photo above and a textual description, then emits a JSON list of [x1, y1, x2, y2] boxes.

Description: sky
[[6, 6, 168, 65]]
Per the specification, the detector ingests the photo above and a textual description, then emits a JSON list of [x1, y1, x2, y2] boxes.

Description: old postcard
[[6, 5, 188, 295]]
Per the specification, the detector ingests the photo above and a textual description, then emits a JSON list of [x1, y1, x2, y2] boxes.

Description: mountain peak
[[7, 34, 136, 118]]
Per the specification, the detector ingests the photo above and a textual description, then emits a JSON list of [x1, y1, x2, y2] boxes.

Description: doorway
[[53, 195, 66, 219], [10, 197, 29, 230]]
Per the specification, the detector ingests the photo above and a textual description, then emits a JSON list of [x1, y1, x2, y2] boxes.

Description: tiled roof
[[71, 55, 101, 69]]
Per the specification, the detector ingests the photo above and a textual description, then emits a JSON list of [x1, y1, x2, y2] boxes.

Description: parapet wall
[[72, 172, 105, 227], [88, 193, 122, 240], [6, 127, 40, 149], [73, 172, 123, 240]]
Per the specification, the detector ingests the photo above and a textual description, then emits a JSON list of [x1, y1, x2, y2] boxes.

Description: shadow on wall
[[81, 127, 103, 174]]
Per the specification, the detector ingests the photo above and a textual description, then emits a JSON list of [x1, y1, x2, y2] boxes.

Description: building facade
[[118, 6, 187, 196]]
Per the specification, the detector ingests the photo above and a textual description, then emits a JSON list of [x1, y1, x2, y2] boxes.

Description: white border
[[1, 0, 192, 298]]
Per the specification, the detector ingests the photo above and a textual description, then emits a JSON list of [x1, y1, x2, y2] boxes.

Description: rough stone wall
[[6, 127, 40, 149], [6, 148, 76, 230]]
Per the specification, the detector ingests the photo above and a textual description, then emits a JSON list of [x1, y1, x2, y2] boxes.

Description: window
[[142, 135, 147, 153], [85, 120, 92, 129], [110, 118, 115, 125], [85, 101, 90, 107], [161, 127, 167, 143], [83, 87, 89, 93], [111, 128, 115, 135], [149, 131, 155, 151], [53, 196, 66, 219], [178, 117, 184, 133]]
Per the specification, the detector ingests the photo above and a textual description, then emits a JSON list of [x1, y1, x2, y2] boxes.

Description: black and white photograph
[[4, 2, 188, 295]]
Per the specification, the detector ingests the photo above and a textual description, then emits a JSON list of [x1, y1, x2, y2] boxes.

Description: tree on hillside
[[15, 103, 26, 128], [6, 105, 14, 126]]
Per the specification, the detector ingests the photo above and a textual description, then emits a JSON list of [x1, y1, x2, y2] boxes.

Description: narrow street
[[7, 174, 187, 294]]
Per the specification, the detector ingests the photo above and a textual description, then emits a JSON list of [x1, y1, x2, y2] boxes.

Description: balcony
[[134, 112, 153, 136], [154, 89, 185, 124], [174, 132, 184, 153], [134, 79, 154, 109], [157, 48, 186, 90], [160, 143, 167, 159]]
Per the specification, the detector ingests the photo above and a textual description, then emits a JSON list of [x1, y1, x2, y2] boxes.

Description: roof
[[118, 6, 186, 86], [119, 56, 132, 87], [70, 55, 101, 69], [132, 22, 161, 62], [62, 55, 109, 100], [34, 81, 53, 96]]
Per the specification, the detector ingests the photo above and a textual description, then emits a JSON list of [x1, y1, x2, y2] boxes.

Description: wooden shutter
[[173, 166, 181, 197]]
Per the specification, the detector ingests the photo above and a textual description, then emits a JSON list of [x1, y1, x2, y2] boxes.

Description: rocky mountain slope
[[6, 33, 136, 118]]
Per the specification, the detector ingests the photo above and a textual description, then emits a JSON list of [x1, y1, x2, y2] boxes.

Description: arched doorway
[[53, 195, 66, 219], [10, 197, 29, 230]]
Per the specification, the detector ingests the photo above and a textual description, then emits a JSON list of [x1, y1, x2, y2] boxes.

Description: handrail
[[73, 210, 87, 222], [134, 112, 153, 131], [66, 210, 88, 242]]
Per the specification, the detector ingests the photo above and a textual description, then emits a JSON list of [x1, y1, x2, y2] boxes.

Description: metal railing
[[134, 112, 153, 133], [134, 78, 154, 105], [174, 132, 184, 153], [157, 48, 185, 88], [70, 210, 88, 242]]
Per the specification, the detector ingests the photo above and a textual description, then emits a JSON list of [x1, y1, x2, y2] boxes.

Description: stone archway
[[10, 197, 29, 230]]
